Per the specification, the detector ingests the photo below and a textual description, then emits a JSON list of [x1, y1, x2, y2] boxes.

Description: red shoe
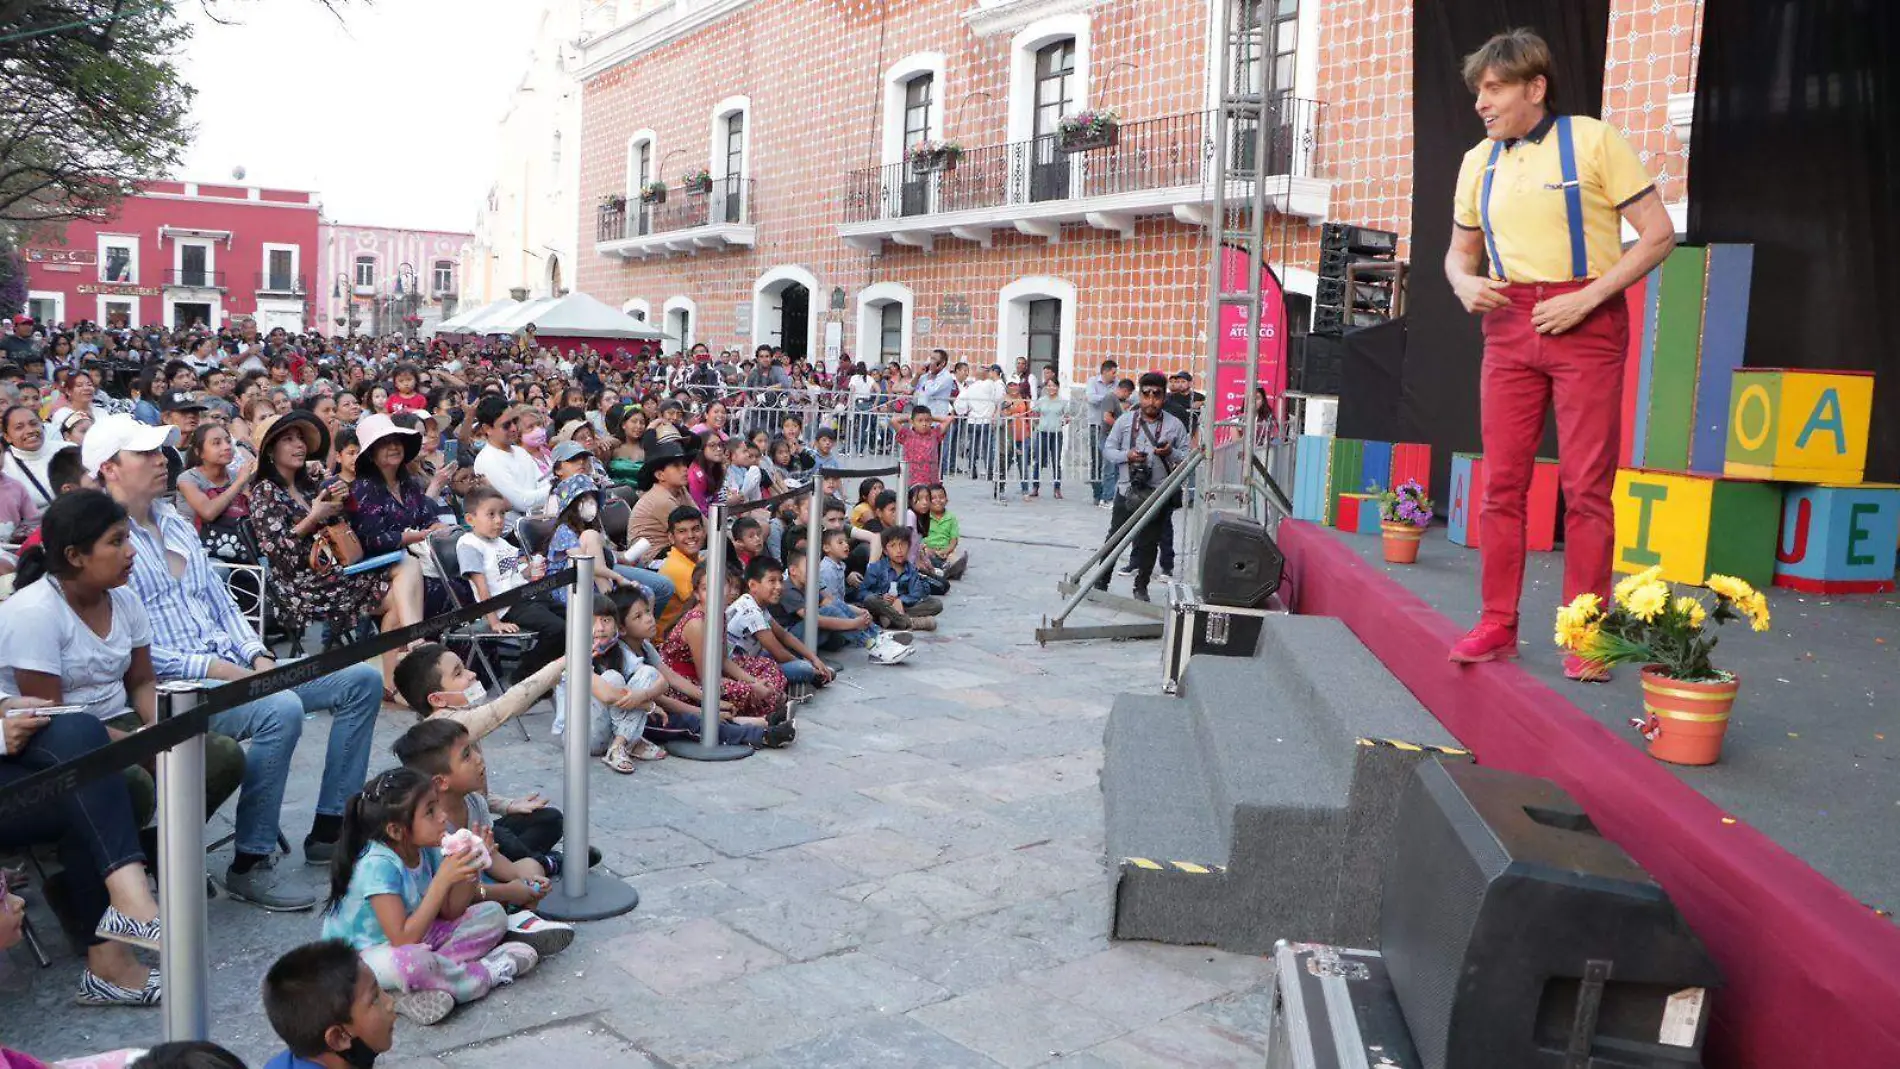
[[1447, 623, 1519, 664], [1563, 654, 1613, 683]]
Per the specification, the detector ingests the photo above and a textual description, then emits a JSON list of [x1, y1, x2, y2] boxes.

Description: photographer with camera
[[1093, 372, 1189, 603]]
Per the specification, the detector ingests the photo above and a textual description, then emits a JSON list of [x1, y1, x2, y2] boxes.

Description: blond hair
[[1462, 28, 1554, 101]]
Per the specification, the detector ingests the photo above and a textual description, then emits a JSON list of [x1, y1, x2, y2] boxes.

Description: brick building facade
[[574, 0, 1701, 385]]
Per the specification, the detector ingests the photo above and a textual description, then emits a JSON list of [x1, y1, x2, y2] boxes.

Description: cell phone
[[7, 704, 86, 717]]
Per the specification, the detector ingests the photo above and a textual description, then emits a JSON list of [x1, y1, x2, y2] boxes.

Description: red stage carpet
[[1278, 520, 1900, 1069]]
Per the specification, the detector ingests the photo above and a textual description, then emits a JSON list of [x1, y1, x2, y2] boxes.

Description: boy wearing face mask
[[263, 940, 399, 1068]]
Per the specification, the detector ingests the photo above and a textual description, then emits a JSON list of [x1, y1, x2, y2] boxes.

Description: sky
[[176, 0, 546, 233]]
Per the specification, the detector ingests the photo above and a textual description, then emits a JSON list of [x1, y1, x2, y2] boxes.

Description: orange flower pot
[[1638, 667, 1739, 766], [1381, 522, 1424, 564]]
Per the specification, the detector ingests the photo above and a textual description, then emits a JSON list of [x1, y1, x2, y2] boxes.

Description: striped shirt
[[125, 498, 269, 679]]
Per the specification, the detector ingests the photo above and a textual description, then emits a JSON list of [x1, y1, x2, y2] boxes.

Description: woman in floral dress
[[659, 564, 785, 725], [346, 414, 456, 615]]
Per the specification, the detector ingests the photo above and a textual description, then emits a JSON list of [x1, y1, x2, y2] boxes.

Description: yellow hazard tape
[[1355, 736, 1471, 757], [1121, 857, 1227, 874]]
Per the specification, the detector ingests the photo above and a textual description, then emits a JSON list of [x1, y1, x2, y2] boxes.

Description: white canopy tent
[[486, 291, 668, 341], [434, 298, 520, 337]]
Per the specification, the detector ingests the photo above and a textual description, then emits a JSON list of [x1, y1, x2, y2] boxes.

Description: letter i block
[[1725, 369, 1875, 483], [1773, 483, 1900, 594], [1448, 453, 1482, 547], [1614, 468, 1783, 588], [1335, 493, 1383, 535]]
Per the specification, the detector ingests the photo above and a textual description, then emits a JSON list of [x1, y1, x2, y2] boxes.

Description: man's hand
[[505, 793, 549, 815], [1530, 289, 1601, 335], [491, 620, 521, 635], [1453, 275, 1511, 315], [207, 660, 254, 683], [813, 662, 835, 684]]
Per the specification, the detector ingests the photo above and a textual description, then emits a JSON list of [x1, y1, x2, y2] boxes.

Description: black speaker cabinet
[[1380, 761, 1721, 1069], [1197, 513, 1283, 608]]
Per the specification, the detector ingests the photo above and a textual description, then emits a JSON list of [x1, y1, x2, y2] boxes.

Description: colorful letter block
[[1293, 434, 1332, 523], [1335, 492, 1383, 535], [1360, 441, 1392, 497], [1327, 438, 1365, 526], [1390, 442, 1432, 498], [1773, 483, 1900, 594], [1614, 468, 1783, 588], [1725, 369, 1875, 484], [1620, 244, 1754, 473], [1447, 454, 1559, 551]]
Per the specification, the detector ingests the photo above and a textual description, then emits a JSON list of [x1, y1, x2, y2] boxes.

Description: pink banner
[[1212, 246, 1288, 428]]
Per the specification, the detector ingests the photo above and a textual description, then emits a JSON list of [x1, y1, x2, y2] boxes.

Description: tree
[[0, 1, 196, 230]]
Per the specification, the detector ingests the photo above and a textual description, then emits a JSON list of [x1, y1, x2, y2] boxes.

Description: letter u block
[[1773, 483, 1900, 594], [1725, 369, 1875, 483], [1614, 468, 1783, 588]]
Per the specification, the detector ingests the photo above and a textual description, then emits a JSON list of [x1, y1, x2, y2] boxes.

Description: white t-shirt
[[472, 443, 550, 516], [456, 531, 528, 597], [724, 593, 773, 658], [0, 578, 152, 720]]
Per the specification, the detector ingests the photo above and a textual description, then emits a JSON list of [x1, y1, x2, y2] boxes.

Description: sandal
[[629, 738, 668, 762], [600, 739, 638, 774]]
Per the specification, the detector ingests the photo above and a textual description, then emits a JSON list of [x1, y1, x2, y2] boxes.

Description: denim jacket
[[863, 556, 930, 607]]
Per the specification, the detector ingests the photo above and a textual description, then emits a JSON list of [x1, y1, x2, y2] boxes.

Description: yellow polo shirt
[[1453, 114, 1654, 283]]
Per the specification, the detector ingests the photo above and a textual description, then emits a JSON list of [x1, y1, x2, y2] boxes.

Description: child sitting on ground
[[731, 556, 836, 693], [848, 477, 884, 527], [320, 768, 538, 1024], [861, 525, 943, 632], [261, 939, 398, 1069], [925, 482, 968, 579], [780, 540, 911, 664], [724, 440, 764, 502], [730, 514, 768, 569], [393, 646, 586, 876], [659, 563, 793, 734], [544, 599, 670, 771], [390, 718, 580, 942], [612, 586, 788, 750]]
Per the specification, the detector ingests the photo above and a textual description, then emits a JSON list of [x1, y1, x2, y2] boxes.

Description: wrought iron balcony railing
[[597, 177, 755, 244]]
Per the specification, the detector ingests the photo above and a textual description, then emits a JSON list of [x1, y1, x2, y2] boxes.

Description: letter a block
[[1725, 369, 1875, 483], [1614, 468, 1783, 588], [1773, 483, 1900, 594], [1448, 453, 1482, 546]]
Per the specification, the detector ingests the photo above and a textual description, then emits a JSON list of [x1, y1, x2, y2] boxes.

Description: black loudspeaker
[[1197, 513, 1283, 608], [1381, 762, 1721, 1069]]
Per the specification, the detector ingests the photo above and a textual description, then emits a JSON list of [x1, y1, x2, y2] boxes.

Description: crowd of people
[[2, 313, 1144, 1058]]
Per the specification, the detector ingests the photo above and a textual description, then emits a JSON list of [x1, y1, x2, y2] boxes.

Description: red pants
[[1478, 281, 1628, 629]]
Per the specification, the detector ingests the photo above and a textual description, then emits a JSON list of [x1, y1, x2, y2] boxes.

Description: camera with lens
[[1126, 457, 1155, 495]]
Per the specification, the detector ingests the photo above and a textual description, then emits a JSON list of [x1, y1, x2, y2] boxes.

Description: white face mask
[[434, 679, 487, 708], [577, 499, 598, 523]]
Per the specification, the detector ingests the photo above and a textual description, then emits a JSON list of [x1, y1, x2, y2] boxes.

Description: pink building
[[315, 223, 473, 337], [20, 180, 321, 332]]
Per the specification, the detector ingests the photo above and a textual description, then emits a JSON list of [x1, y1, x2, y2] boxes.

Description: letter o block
[[1724, 369, 1875, 483], [1614, 468, 1783, 588]]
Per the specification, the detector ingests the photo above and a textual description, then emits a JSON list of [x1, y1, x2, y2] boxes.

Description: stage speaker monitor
[[1197, 513, 1283, 608], [1380, 761, 1721, 1069]]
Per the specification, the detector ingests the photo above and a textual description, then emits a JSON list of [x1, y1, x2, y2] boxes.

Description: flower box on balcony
[[681, 169, 713, 195], [1056, 109, 1120, 153], [599, 194, 627, 212], [639, 181, 668, 205], [907, 140, 963, 175]]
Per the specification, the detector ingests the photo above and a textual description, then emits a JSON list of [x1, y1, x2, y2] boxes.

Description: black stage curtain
[[1336, 319, 1407, 441], [1689, 0, 1900, 481], [1402, 1, 1610, 496]]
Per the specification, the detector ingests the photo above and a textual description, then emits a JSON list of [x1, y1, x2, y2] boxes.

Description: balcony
[[165, 268, 227, 289], [255, 272, 306, 295], [595, 178, 757, 260], [838, 101, 1331, 253]]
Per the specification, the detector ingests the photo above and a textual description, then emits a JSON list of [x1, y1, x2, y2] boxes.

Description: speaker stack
[[1164, 515, 1286, 684], [1314, 222, 1399, 337]]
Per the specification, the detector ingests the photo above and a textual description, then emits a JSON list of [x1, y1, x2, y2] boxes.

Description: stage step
[[1104, 614, 1469, 953]]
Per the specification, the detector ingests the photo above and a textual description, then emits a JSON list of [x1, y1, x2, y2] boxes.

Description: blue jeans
[[1096, 462, 1120, 504], [818, 600, 876, 649], [208, 660, 382, 856], [779, 658, 819, 684], [611, 564, 674, 619]]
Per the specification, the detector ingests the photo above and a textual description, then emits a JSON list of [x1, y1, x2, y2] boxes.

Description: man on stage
[[1443, 28, 1676, 681]]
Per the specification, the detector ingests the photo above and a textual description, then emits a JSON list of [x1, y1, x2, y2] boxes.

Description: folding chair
[[512, 515, 559, 558], [427, 529, 532, 741], [601, 497, 633, 552], [2, 854, 54, 966], [606, 483, 641, 511]]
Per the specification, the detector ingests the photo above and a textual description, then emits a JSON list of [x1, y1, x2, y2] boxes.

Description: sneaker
[[93, 906, 161, 951], [505, 912, 575, 956], [484, 942, 540, 985], [1116, 561, 1138, 576], [303, 836, 336, 867], [220, 856, 318, 912], [538, 848, 601, 879], [767, 700, 794, 726], [1158, 565, 1173, 579], [885, 630, 914, 646], [867, 636, 915, 665], [908, 617, 938, 632], [1053, 487, 1063, 499], [75, 967, 162, 1007], [1447, 623, 1520, 664], [393, 990, 455, 1025], [1563, 654, 1614, 683], [1132, 586, 1151, 603], [786, 682, 815, 704], [760, 720, 797, 749]]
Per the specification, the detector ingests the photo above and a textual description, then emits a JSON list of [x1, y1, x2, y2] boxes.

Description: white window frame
[[997, 275, 1078, 386], [353, 255, 378, 290], [662, 295, 697, 350], [622, 297, 652, 322], [432, 260, 455, 295], [260, 243, 300, 292], [172, 238, 217, 286], [853, 282, 914, 368], [95, 295, 137, 327], [709, 97, 750, 186], [1006, 15, 1091, 147], [750, 265, 821, 360], [26, 290, 65, 327], [624, 129, 657, 197], [97, 233, 138, 284], [882, 53, 947, 166]]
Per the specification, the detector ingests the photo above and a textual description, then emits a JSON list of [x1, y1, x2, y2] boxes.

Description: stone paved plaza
[[0, 488, 1276, 1067]]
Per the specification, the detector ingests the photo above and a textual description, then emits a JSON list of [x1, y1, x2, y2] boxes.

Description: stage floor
[[1318, 525, 1900, 913]]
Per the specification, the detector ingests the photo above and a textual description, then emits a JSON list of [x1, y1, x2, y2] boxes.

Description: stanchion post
[[157, 683, 209, 1043], [897, 456, 911, 522], [538, 554, 641, 921], [803, 485, 823, 656], [668, 500, 752, 761]]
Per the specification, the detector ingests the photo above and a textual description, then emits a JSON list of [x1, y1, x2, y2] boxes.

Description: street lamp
[[392, 263, 417, 339], [334, 273, 356, 336]]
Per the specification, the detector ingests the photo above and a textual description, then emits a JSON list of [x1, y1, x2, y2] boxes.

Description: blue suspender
[[1554, 116, 1588, 280], [1479, 116, 1591, 284], [1479, 140, 1507, 281]]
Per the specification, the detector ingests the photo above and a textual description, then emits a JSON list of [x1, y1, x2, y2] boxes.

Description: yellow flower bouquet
[[1555, 567, 1770, 682]]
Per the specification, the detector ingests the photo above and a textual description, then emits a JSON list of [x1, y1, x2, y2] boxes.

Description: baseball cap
[[82, 414, 178, 475], [550, 440, 590, 464], [160, 390, 209, 414]]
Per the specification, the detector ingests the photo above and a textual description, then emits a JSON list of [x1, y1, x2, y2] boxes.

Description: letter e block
[[1773, 483, 1900, 594]]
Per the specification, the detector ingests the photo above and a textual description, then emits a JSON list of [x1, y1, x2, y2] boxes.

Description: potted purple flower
[[639, 180, 668, 205], [1376, 479, 1433, 564], [1056, 108, 1120, 153], [907, 139, 963, 174], [681, 168, 713, 195]]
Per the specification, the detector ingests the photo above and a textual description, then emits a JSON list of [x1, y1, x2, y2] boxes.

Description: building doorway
[[172, 301, 212, 330], [778, 283, 810, 361]]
